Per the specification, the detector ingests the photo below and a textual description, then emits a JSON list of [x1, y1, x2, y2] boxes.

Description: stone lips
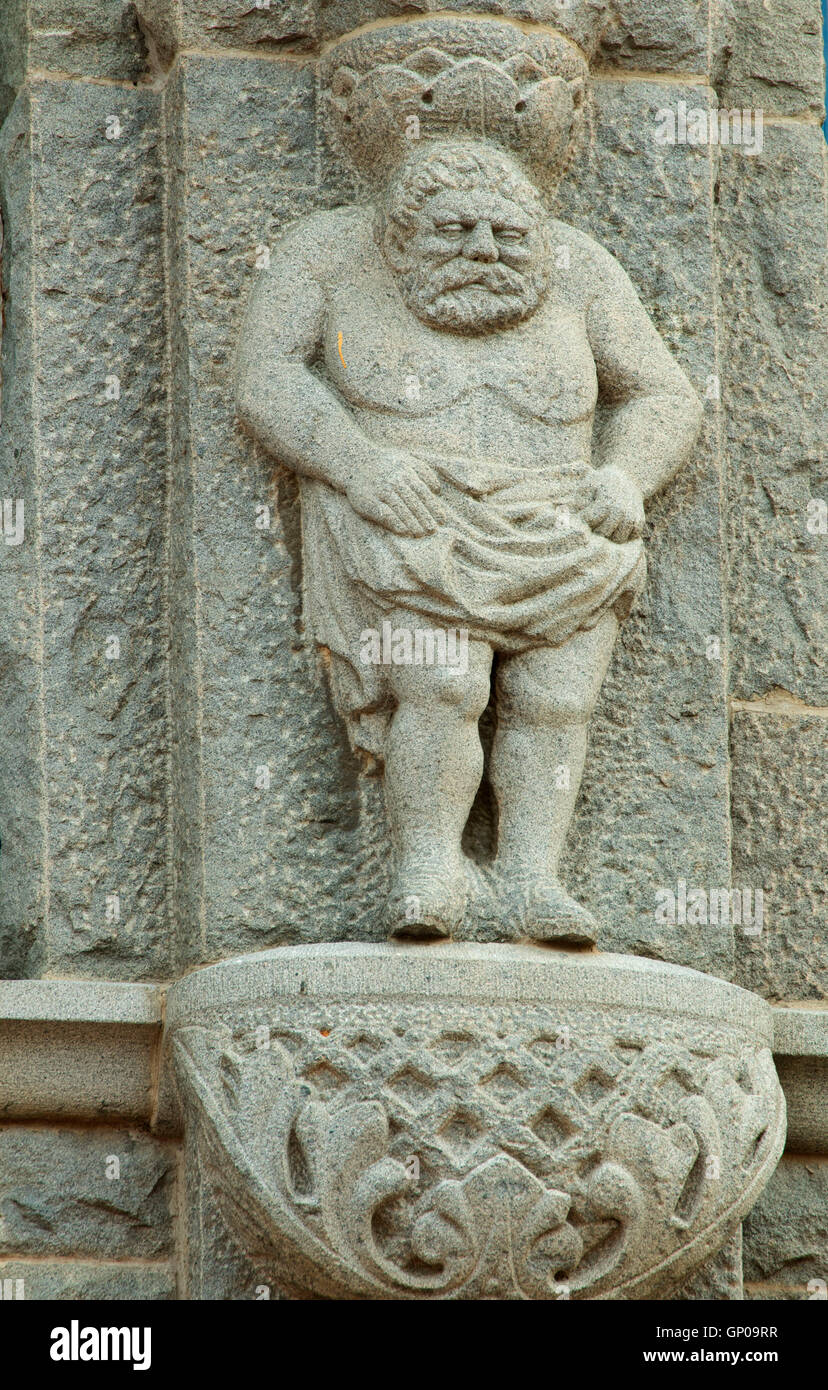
[[321, 17, 590, 193], [169, 945, 786, 1299]]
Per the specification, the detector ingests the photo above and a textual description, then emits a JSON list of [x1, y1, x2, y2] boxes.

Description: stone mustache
[[235, 31, 703, 947]]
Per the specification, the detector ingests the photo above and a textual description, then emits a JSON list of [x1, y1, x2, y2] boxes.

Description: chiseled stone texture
[[596, 0, 707, 72], [743, 1156, 828, 1299], [718, 126, 828, 708], [0, 1259, 176, 1300], [555, 79, 731, 974], [0, 2, 149, 125], [0, 80, 170, 979], [0, 1126, 176, 1260], [0, 89, 45, 979], [165, 54, 391, 968], [732, 713, 828, 1002], [667, 1227, 743, 1300], [136, 0, 709, 75], [713, 0, 826, 120]]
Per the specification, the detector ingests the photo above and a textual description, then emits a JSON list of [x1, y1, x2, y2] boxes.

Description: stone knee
[[389, 656, 491, 722], [496, 651, 599, 729]]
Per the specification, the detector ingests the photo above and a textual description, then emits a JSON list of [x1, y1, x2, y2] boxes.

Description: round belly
[[353, 396, 593, 481]]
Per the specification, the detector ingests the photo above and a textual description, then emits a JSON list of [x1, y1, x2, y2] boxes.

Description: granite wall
[[0, 0, 825, 1300]]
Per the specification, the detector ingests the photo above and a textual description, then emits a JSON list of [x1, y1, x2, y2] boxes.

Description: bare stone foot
[[387, 857, 468, 940], [507, 873, 598, 946]]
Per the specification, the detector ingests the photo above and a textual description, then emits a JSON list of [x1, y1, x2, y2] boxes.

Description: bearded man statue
[[235, 29, 702, 946]]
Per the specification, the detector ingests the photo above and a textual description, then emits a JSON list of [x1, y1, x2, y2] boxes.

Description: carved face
[[383, 170, 550, 333]]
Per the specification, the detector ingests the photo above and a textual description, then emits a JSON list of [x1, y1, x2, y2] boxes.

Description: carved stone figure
[[235, 22, 703, 945]]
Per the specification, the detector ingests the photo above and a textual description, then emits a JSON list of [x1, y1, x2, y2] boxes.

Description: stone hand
[[346, 449, 446, 537], [576, 465, 645, 543]]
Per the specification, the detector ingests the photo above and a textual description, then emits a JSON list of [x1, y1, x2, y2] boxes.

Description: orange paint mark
[[337, 331, 347, 369]]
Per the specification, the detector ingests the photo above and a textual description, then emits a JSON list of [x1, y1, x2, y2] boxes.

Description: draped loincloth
[[300, 454, 646, 757]]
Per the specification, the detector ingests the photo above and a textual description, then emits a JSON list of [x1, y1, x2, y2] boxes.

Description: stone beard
[[379, 146, 551, 333]]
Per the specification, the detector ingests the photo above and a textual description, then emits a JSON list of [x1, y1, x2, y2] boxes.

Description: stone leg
[[383, 620, 493, 938], [490, 612, 618, 943]]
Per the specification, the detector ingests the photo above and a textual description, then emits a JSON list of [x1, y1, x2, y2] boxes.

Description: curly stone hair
[[381, 141, 546, 247]]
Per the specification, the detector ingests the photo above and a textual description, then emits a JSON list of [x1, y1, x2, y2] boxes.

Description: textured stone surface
[[170, 944, 783, 1300], [556, 79, 731, 974], [0, 2, 149, 123], [0, 1126, 175, 1258], [0, 981, 160, 1122], [166, 54, 387, 969], [0, 79, 170, 979], [136, 0, 317, 60], [0, 88, 45, 979], [667, 1226, 743, 1300], [773, 1006, 828, 1154], [713, 0, 826, 119], [732, 713, 828, 1002], [743, 1157, 828, 1295], [0, 1257, 176, 1299], [718, 126, 828, 707], [596, 0, 707, 72]]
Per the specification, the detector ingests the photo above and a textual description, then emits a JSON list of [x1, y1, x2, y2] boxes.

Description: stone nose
[[464, 220, 499, 262]]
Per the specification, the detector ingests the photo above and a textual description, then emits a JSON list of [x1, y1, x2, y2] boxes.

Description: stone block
[[732, 712, 828, 1002], [0, 1257, 176, 1299], [165, 54, 387, 967], [713, 0, 826, 120], [743, 1156, 828, 1293], [718, 125, 828, 706], [556, 78, 731, 973], [0, 79, 170, 978], [0, 1125, 175, 1259], [596, 0, 707, 73]]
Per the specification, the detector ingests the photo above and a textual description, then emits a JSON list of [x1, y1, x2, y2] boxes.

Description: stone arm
[[584, 247, 704, 501], [235, 219, 444, 537], [234, 227, 377, 495]]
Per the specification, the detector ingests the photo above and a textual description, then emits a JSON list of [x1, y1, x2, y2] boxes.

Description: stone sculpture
[[235, 21, 703, 945]]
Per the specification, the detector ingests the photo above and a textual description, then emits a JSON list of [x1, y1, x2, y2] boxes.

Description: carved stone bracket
[[167, 945, 785, 1299]]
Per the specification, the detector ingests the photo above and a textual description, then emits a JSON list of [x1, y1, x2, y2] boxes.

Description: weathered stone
[[596, 0, 707, 73], [0, 1257, 176, 1300], [667, 1226, 743, 1300], [556, 78, 731, 974], [718, 125, 828, 707], [713, 0, 826, 119], [136, 0, 317, 62], [0, 980, 160, 1121], [732, 712, 828, 1002], [0, 79, 170, 979], [164, 54, 375, 970], [773, 1006, 828, 1154], [169, 943, 784, 1300], [0, 1126, 175, 1258], [743, 1156, 828, 1293], [0, 2, 149, 124], [0, 87, 45, 979]]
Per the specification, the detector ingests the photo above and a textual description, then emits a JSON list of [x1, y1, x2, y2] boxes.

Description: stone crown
[[323, 19, 589, 194]]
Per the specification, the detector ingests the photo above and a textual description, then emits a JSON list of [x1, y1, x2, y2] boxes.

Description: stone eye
[[496, 228, 526, 243], [436, 222, 465, 237]]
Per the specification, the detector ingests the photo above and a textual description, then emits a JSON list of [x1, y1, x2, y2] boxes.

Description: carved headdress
[[321, 18, 590, 198]]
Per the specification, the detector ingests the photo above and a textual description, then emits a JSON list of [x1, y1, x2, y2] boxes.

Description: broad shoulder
[[270, 205, 375, 286], [547, 217, 642, 310]]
